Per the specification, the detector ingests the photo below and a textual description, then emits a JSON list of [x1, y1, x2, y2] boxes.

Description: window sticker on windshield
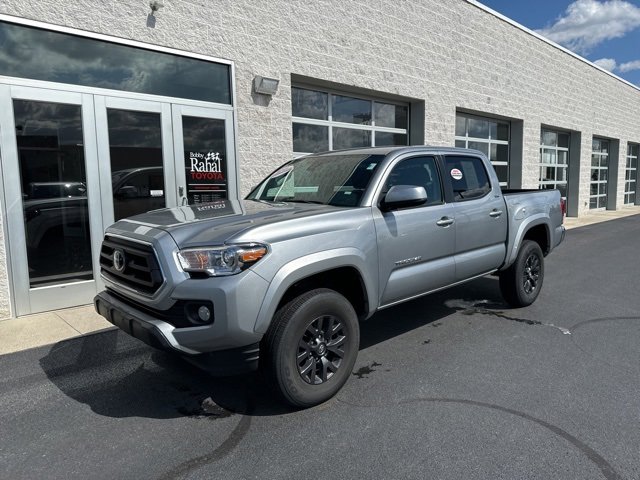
[[450, 168, 463, 180], [367, 163, 377, 170]]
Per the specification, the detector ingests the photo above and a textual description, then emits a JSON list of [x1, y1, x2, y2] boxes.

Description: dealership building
[[0, 0, 638, 319]]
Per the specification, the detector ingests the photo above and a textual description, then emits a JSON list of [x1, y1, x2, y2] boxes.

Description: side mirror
[[116, 185, 138, 198], [381, 185, 428, 211]]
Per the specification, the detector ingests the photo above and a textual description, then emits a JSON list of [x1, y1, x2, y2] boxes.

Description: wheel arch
[[253, 249, 376, 334], [503, 215, 551, 269]]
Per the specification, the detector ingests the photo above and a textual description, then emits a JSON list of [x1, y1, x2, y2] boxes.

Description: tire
[[261, 288, 360, 408], [499, 240, 544, 308]]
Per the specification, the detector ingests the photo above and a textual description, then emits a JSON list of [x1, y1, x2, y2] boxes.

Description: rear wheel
[[261, 288, 359, 408], [499, 240, 544, 307]]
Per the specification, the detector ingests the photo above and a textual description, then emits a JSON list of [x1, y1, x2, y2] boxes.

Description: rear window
[[445, 155, 491, 201]]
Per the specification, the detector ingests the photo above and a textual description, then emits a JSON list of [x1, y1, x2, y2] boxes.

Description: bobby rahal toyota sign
[[188, 151, 227, 203]]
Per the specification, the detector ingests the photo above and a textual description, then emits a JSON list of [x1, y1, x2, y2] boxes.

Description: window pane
[[15, 100, 92, 287], [333, 127, 371, 149], [293, 123, 329, 153], [375, 132, 408, 146], [558, 133, 570, 148], [292, 88, 328, 120], [542, 131, 556, 146], [592, 139, 601, 152], [542, 149, 557, 165], [495, 144, 508, 163], [374, 102, 408, 129], [332, 95, 371, 125], [455, 115, 466, 136], [455, 140, 466, 148], [496, 123, 509, 141], [0, 21, 231, 104], [557, 150, 568, 165], [445, 155, 491, 201], [600, 140, 610, 154], [107, 109, 165, 221], [493, 164, 509, 184], [468, 118, 489, 138], [468, 141, 489, 156]]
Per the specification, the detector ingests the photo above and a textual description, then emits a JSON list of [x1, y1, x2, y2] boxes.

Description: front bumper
[[94, 290, 260, 375]]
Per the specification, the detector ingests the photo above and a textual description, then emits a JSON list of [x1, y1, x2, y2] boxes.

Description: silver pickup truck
[[95, 146, 565, 407]]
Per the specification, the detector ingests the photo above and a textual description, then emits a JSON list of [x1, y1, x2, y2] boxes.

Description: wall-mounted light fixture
[[149, 1, 164, 16], [253, 76, 280, 96]]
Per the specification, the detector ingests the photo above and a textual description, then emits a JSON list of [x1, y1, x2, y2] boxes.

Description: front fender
[[253, 248, 378, 334]]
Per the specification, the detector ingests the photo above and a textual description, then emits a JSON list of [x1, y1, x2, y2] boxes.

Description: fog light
[[197, 305, 211, 322]]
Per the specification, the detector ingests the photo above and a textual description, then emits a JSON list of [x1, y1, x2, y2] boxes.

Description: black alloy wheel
[[297, 314, 346, 385], [261, 288, 360, 408]]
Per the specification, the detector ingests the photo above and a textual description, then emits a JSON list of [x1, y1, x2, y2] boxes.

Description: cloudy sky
[[477, 0, 640, 86]]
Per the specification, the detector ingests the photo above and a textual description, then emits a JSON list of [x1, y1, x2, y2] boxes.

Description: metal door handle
[[489, 209, 503, 218], [436, 217, 454, 227]]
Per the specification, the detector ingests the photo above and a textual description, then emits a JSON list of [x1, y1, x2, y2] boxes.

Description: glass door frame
[[95, 96, 177, 229], [171, 105, 237, 204], [0, 85, 237, 316], [0, 84, 104, 315]]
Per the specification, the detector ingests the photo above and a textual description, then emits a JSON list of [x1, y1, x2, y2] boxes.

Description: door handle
[[489, 209, 503, 218], [436, 217, 454, 227]]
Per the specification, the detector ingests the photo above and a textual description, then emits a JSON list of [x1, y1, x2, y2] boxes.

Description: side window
[[445, 155, 491, 201], [385, 156, 443, 205]]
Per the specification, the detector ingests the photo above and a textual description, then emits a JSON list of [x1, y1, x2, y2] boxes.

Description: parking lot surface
[[1, 216, 639, 480]]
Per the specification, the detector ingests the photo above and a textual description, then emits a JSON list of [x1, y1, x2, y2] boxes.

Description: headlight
[[177, 243, 268, 276]]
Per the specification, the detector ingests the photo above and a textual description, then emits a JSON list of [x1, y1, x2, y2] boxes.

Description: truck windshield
[[247, 154, 384, 207]]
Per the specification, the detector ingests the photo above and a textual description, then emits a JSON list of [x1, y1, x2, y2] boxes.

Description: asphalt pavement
[[1, 215, 640, 480]]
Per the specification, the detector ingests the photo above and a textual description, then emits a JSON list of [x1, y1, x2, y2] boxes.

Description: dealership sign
[[188, 151, 227, 203]]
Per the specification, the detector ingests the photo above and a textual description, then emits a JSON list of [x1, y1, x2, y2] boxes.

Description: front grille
[[100, 235, 163, 295]]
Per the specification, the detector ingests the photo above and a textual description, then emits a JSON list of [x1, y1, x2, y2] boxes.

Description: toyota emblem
[[113, 249, 126, 272]]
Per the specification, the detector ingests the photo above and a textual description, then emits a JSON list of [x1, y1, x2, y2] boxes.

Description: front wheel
[[499, 240, 545, 307], [261, 288, 360, 408]]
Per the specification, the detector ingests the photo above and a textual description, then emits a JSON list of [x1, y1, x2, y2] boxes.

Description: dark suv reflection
[[23, 167, 166, 287]]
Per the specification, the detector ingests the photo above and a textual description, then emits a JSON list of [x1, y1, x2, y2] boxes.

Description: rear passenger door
[[444, 154, 508, 281], [374, 155, 456, 306]]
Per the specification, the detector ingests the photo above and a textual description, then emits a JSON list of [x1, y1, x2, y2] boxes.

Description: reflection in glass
[[15, 100, 93, 287], [558, 133, 570, 148], [333, 127, 371, 150], [292, 88, 328, 120], [455, 116, 466, 137], [375, 132, 407, 147], [0, 21, 231, 104], [182, 116, 227, 204], [293, 123, 329, 153], [374, 102, 408, 129], [468, 118, 489, 138], [468, 141, 489, 155], [107, 109, 165, 221], [542, 131, 556, 146], [331, 95, 371, 125], [496, 123, 509, 141]]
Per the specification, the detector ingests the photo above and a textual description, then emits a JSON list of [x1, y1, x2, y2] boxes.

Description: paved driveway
[[1, 216, 639, 480]]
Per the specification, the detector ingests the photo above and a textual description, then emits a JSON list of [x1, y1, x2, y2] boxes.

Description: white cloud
[[593, 58, 617, 71], [619, 60, 640, 72], [536, 0, 640, 54]]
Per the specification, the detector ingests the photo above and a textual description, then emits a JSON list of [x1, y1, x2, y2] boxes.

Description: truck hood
[[110, 199, 342, 247]]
